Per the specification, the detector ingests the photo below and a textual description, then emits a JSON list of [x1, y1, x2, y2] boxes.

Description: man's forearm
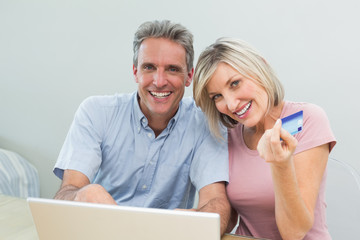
[[197, 196, 231, 236], [225, 207, 238, 233]]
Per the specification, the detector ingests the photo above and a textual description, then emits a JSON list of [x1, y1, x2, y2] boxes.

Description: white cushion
[[0, 148, 40, 198]]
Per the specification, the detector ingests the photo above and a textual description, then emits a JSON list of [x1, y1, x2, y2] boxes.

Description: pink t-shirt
[[227, 101, 336, 240]]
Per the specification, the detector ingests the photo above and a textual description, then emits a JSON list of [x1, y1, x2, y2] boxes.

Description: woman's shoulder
[[282, 101, 325, 115], [282, 101, 328, 122], [284, 101, 336, 153]]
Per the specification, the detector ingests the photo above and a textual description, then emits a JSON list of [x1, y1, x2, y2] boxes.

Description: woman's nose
[[225, 95, 239, 113]]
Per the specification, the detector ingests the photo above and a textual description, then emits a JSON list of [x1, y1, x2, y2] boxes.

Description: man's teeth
[[150, 91, 171, 98], [236, 101, 251, 116]]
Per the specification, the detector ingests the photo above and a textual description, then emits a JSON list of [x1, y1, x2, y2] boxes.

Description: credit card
[[281, 110, 303, 136]]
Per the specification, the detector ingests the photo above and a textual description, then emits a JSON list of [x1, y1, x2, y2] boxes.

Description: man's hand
[[74, 184, 117, 204], [54, 169, 117, 205]]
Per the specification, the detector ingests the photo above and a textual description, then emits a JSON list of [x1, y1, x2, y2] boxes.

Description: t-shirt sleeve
[[293, 103, 336, 155], [190, 115, 229, 191], [53, 97, 104, 182]]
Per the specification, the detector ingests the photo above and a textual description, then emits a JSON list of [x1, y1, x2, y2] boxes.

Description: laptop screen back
[[27, 197, 220, 240]]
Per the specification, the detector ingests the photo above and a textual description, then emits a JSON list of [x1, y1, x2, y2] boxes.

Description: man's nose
[[153, 69, 167, 88]]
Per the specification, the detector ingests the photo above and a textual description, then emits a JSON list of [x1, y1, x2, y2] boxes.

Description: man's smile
[[149, 91, 172, 98]]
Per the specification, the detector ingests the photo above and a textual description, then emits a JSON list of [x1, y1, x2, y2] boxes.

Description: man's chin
[[152, 105, 178, 117]]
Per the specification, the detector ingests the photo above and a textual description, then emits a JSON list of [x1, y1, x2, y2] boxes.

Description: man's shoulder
[[180, 96, 203, 114], [177, 97, 210, 133], [80, 92, 135, 110]]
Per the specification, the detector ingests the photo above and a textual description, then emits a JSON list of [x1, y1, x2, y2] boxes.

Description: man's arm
[[196, 182, 231, 236], [54, 169, 117, 205], [226, 207, 238, 233]]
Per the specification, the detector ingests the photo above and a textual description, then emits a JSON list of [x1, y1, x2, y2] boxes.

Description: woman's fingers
[[269, 119, 282, 157], [279, 123, 298, 155], [257, 119, 298, 163]]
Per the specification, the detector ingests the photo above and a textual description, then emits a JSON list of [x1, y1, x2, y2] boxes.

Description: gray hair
[[133, 20, 194, 72], [193, 37, 284, 139]]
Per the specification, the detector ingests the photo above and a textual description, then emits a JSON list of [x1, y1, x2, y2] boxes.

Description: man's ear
[[185, 68, 194, 87], [133, 65, 139, 83]]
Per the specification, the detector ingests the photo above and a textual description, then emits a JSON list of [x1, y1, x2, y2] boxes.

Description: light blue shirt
[[54, 92, 228, 209]]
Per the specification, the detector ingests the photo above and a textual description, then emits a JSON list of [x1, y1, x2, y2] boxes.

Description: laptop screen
[[27, 197, 220, 240]]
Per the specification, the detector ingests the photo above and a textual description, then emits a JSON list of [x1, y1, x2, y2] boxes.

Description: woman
[[193, 38, 336, 240]]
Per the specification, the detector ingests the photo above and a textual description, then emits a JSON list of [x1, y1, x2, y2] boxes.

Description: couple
[[53, 20, 336, 240]]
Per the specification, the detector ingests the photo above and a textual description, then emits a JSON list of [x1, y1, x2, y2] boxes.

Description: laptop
[[27, 197, 220, 240]]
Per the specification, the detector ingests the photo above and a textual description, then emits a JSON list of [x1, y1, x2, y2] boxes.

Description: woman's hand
[[257, 119, 330, 239], [257, 119, 298, 165]]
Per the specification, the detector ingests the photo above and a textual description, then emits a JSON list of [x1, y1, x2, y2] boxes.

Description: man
[[53, 20, 230, 234]]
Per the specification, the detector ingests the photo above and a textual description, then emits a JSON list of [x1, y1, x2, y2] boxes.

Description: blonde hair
[[193, 37, 284, 139]]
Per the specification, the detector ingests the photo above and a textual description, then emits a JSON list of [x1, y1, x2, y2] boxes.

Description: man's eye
[[144, 65, 154, 70], [231, 80, 240, 87], [169, 67, 179, 72]]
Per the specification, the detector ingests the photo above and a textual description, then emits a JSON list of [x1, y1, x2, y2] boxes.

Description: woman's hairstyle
[[193, 37, 284, 139], [133, 20, 194, 72]]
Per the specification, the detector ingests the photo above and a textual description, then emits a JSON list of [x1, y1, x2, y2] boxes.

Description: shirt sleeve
[[189, 114, 229, 191], [294, 103, 336, 155], [53, 97, 105, 182]]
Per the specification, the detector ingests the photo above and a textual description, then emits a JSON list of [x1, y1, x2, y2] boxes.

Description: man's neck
[[146, 107, 179, 137], [148, 117, 170, 137], [136, 94, 179, 137]]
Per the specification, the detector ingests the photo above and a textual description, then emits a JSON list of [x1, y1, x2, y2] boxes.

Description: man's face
[[133, 38, 193, 121]]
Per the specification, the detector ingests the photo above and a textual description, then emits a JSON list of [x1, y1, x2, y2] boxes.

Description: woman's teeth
[[236, 101, 252, 116]]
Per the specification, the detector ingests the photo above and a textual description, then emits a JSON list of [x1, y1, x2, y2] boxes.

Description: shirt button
[[142, 119, 146, 123], [142, 185, 147, 189], [147, 133, 152, 138]]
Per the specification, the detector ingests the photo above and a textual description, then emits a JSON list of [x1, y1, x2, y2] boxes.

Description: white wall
[[1, 0, 359, 201]]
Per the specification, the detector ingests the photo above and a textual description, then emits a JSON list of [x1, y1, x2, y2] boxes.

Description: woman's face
[[206, 62, 269, 128]]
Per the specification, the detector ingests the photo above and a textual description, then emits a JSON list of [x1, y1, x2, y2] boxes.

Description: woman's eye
[[212, 94, 221, 101], [231, 80, 240, 87]]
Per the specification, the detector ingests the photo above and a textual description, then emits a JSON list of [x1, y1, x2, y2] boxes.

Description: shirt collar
[[132, 92, 145, 132]]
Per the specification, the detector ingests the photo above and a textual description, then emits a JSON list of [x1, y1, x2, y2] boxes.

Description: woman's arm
[[257, 120, 329, 240]]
